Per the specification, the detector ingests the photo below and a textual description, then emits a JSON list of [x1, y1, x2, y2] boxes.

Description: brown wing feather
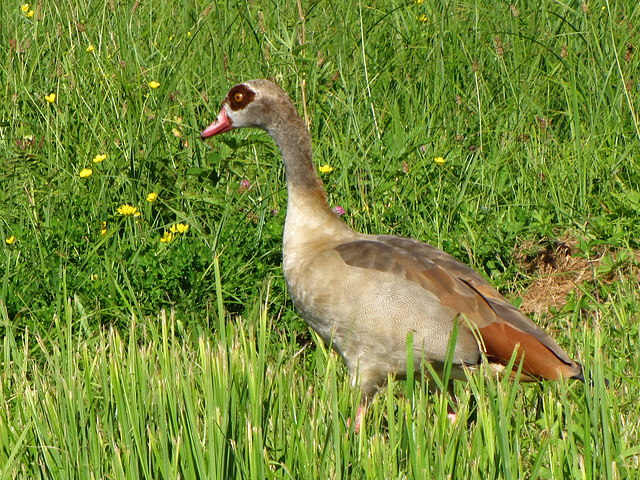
[[335, 235, 582, 380]]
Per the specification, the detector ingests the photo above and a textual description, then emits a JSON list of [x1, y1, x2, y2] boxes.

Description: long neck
[[267, 115, 323, 195], [266, 111, 353, 244]]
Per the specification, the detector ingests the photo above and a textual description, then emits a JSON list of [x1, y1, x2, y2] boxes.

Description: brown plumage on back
[[336, 235, 582, 382], [201, 79, 583, 429]]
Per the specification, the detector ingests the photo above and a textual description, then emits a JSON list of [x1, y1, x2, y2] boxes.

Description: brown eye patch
[[227, 84, 255, 111]]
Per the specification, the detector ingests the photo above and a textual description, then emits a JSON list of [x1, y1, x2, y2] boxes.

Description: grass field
[[1, 0, 639, 477]]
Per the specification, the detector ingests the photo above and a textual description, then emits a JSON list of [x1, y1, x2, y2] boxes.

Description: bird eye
[[234, 93, 244, 103]]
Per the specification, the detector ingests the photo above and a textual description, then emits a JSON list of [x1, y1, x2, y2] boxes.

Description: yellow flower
[[45, 93, 56, 103], [146, 192, 158, 202], [79, 168, 93, 177], [20, 4, 34, 16], [148, 81, 160, 89], [434, 156, 446, 166], [418, 14, 428, 23], [160, 231, 174, 243], [86, 44, 95, 53], [6, 236, 16, 245], [93, 154, 107, 163], [100, 221, 107, 235], [117, 204, 141, 217], [169, 223, 189, 234], [187, 31, 192, 36], [319, 164, 333, 173]]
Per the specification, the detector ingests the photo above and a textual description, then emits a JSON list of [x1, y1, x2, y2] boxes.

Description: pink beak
[[201, 107, 233, 138]]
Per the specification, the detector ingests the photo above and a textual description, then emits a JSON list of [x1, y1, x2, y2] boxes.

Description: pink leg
[[347, 404, 367, 433], [354, 404, 366, 433], [446, 382, 457, 423], [447, 404, 458, 423]]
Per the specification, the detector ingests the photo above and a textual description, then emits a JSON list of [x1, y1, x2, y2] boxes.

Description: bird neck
[[267, 116, 323, 194], [266, 113, 351, 241]]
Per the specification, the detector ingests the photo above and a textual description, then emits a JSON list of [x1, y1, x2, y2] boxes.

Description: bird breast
[[283, 247, 482, 376]]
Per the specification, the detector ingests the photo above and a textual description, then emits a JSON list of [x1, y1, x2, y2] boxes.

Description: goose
[[201, 79, 583, 430]]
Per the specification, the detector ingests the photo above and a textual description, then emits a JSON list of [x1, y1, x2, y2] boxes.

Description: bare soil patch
[[514, 237, 602, 315]]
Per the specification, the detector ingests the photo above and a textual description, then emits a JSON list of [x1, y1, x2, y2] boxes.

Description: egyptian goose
[[201, 79, 583, 428]]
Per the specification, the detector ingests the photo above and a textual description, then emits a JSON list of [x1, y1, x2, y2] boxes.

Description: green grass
[[1, 0, 639, 477]]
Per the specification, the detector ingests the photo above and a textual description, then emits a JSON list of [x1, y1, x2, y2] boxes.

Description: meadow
[[1, 0, 639, 477]]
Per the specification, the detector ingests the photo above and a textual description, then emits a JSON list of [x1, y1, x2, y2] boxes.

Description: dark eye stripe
[[227, 84, 255, 111]]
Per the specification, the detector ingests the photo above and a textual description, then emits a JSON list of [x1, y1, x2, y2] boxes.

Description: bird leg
[[354, 403, 367, 433], [346, 403, 367, 433], [446, 381, 458, 423]]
